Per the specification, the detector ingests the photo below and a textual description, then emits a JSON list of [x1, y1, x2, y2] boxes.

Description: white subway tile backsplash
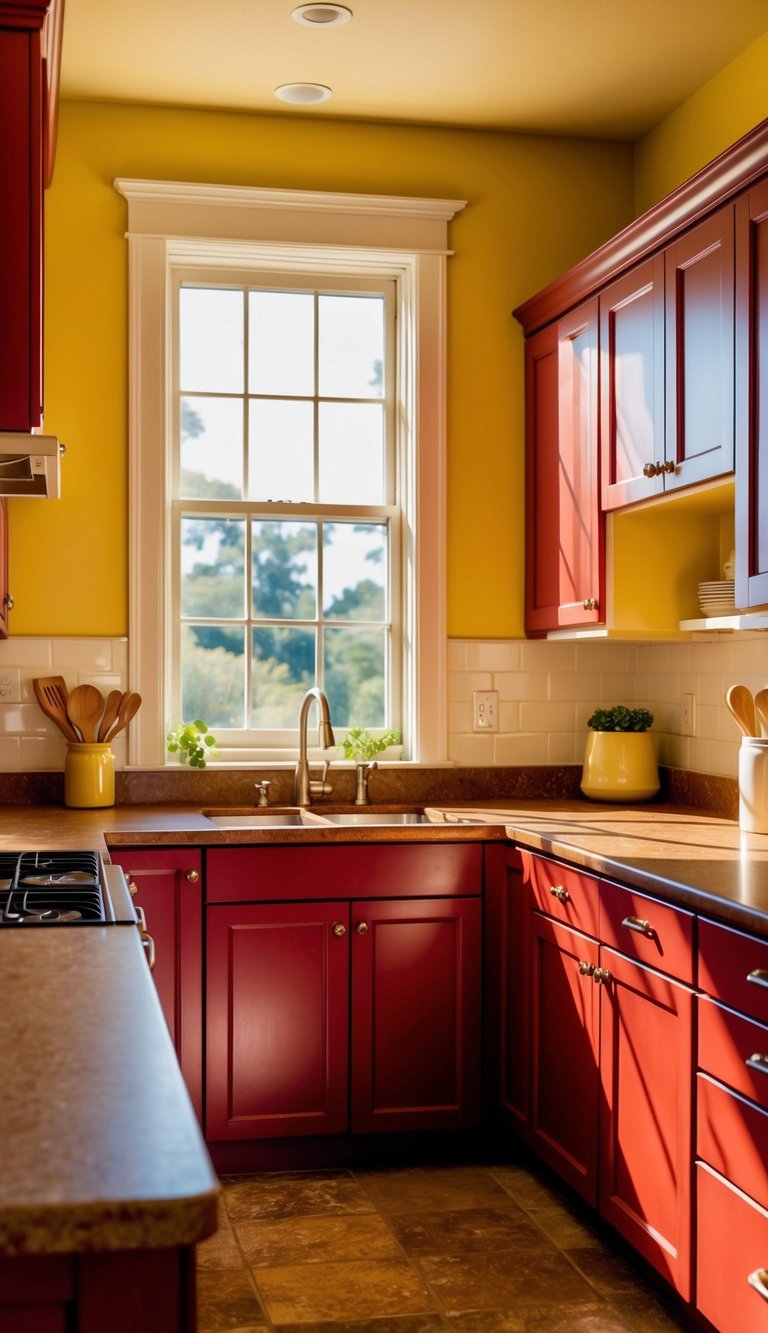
[[447, 670, 494, 702], [496, 671, 548, 702], [0, 638, 52, 669], [493, 732, 550, 765], [464, 640, 522, 672], [520, 700, 575, 733], [520, 640, 577, 673], [52, 639, 116, 672], [448, 732, 495, 766]]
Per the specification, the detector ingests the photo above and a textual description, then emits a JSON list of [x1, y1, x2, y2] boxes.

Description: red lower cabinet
[[206, 891, 482, 1142], [697, 1163, 768, 1332], [484, 844, 530, 1135]]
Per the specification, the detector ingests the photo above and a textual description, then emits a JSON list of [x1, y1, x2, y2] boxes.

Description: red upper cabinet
[[600, 255, 665, 509], [0, 0, 61, 431], [525, 298, 604, 633], [664, 206, 735, 491], [735, 178, 768, 609]]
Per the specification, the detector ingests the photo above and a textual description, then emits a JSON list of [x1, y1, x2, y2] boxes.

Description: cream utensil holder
[[64, 743, 115, 808], [739, 737, 768, 833]]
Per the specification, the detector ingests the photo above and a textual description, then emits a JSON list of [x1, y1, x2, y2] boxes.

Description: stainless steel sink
[[319, 811, 432, 825], [203, 812, 307, 827]]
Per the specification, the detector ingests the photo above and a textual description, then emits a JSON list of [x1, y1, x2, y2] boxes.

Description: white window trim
[[115, 180, 466, 767]]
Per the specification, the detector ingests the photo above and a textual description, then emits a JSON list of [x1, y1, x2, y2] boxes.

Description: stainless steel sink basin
[[319, 811, 432, 825], [203, 812, 307, 827]]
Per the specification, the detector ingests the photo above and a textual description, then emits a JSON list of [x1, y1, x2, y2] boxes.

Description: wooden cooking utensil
[[32, 676, 81, 742], [755, 688, 768, 739], [97, 689, 123, 742], [725, 683, 757, 737], [66, 684, 105, 744], [103, 690, 142, 742]]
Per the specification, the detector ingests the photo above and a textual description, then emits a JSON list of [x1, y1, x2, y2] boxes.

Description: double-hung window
[[174, 271, 400, 747], [117, 180, 465, 766]]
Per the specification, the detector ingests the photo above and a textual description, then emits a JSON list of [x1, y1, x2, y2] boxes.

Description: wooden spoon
[[32, 676, 80, 742], [755, 688, 768, 739], [103, 690, 142, 743], [66, 684, 105, 744], [97, 689, 123, 742], [726, 683, 757, 737]]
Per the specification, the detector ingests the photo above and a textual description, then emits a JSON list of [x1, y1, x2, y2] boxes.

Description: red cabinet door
[[525, 300, 603, 633], [735, 178, 768, 609], [598, 946, 693, 1300], [206, 901, 349, 1141], [600, 255, 665, 510], [350, 897, 482, 1133], [528, 913, 599, 1202], [109, 848, 203, 1120], [664, 206, 735, 491], [697, 1162, 768, 1333], [484, 844, 529, 1135]]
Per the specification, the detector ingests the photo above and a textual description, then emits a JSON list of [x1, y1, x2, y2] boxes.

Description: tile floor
[[196, 1150, 693, 1332]]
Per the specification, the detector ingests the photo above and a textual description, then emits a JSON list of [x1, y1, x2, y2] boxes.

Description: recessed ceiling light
[[292, 4, 352, 26], [274, 82, 333, 105]]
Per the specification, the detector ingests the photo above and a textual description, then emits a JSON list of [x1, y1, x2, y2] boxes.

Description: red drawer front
[[697, 1072, 768, 1211], [206, 843, 483, 903], [699, 917, 768, 1023], [600, 879, 694, 983], [699, 995, 768, 1111], [523, 853, 599, 938], [696, 1162, 768, 1333]]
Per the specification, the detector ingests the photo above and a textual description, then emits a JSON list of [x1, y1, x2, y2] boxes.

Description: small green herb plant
[[167, 719, 219, 767], [586, 706, 654, 733], [339, 727, 401, 761]]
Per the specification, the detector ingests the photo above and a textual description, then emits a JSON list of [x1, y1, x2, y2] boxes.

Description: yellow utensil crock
[[64, 743, 115, 808]]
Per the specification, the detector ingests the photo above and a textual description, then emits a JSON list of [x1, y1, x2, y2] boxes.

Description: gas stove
[[0, 851, 137, 926]]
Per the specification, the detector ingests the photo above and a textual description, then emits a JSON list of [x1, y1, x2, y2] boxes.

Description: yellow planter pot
[[64, 743, 115, 808], [580, 731, 659, 803]]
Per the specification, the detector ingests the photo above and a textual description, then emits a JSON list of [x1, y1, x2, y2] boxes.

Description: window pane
[[324, 627, 386, 727], [248, 400, 314, 501], [181, 517, 246, 617], [180, 397, 243, 498], [181, 624, 246, 728], [180, 287, 243, 394], [319, 294, 384, 399], [249, 290, 314, 396], [318, 402, 384, 503], [252, 520, 317, 620], [252, 627, 316, 727], [323, 522, 387, 620]]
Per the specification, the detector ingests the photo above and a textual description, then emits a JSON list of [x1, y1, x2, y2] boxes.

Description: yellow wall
[[15, 100, 633, 639], [634, 31, 768, 213]]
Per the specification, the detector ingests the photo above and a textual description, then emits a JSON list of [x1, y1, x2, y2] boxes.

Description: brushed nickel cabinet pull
[[621, 915, 653, 936], [746, 1053, 768, 1076], [747, 969, 768, 990], [550, 885, 570, 903], [748, 1269, 768, 1301]]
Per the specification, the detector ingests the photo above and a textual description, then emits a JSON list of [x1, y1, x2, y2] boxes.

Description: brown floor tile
[[605, 1292, 691, 1331], [255, 1257, 438, 1325], [566, 1246, 668, 1297], [355, 1165, 510, 1214], [197, 1218, 246, 1270], [277, 1317, 447, 1333], [418, 1246, 599, 1315], [235, 1212, 402, 1267], [488, 1164, 574, 1212], [386, 1203, 544, 1258], [523, 1200, 604, 1251], [196, 1268, 268, 1332], [445, 1305, 636, 1331], [222, 1170, 375, 1222]]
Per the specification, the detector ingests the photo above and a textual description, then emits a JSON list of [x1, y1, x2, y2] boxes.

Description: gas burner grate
[[0, 851, 105, 925]]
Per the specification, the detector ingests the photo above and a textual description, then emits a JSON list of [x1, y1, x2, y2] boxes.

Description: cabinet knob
[[549, 884, 570, 903], [578, 960, 594, 976], [642, 462, 659, 477], [3, 593, 13, 610], [185, 869, 200, 883], [356, 921, 369, 935], [661, 459, 675, 474], [746, 1053, 768, 1077], [332, 922, 346, 937], [582, 598, 597, 611], [593, 967, 611, 985], [128, 879, 138, 897]]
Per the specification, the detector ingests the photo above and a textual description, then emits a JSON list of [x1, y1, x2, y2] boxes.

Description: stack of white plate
[[698, 580, 736, 616]]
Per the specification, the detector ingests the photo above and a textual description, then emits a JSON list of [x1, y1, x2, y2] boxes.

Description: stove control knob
[[185, 869, 200, 883]]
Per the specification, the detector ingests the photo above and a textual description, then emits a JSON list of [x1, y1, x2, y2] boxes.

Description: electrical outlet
[[0, 668, 20, 703], [473, 690, 498, 732], [681, 692, 696, 736]]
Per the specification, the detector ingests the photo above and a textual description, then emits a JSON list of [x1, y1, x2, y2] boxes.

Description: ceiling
[[59, 0, 768, 140]]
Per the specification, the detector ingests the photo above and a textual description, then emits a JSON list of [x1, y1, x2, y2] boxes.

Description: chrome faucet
[[294, 687, 335, 806]]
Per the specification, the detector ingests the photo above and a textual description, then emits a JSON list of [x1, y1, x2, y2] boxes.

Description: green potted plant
[[581, 706, 659, 802], [338, 727, 401, 761], [166, 719, 218, 767]]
